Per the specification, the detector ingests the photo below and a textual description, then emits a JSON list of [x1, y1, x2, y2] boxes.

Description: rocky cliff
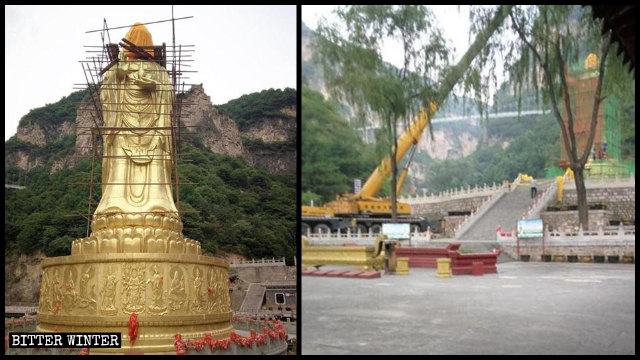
[[242, 108, 296, 143], [180, 85, 251, 161], [6, 84, 295, 175], [240, 106, 297, 174], [5, 252, 46, 305], [218, 88, 297, 174]]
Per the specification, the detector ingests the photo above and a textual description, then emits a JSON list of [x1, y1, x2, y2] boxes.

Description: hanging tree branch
[[556, 39, 579, 165], [509, 9, 576, 168]]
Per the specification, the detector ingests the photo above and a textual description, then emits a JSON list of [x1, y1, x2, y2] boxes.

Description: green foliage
[[314, 5, 449, 134], [5, 135, 77, 181], [302, 86, 377, 202], [218, 88, 296, 131], [5, 160, 92, 255], [177, 146, 296, 261], [18, 89, 88, 128], [242, 137, 296, 152], [301, 191, 321, 206], [5, 146, 296, 262], [410, 113, 561, 193]]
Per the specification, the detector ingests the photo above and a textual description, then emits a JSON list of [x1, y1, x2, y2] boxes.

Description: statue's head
[[124, 22, 154, 59]]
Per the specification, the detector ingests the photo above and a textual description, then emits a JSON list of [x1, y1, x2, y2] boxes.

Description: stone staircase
[[239, 283, 266, 312], [458, 184, 544, 241]]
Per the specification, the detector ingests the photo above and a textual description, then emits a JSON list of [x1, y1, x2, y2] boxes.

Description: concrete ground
[[302, 263, 635, 355]]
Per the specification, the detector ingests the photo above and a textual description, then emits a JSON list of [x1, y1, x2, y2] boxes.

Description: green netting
[[603, 95, 621, 160], [545, 167, 565, 178], [622, 160, 635, 175], [587, 158, 631, 178]]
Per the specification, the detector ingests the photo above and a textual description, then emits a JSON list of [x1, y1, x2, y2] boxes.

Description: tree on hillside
[[301, 86, 377, 202]]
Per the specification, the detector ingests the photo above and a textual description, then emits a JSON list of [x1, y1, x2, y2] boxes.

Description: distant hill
[[219, 88, 297, 173]]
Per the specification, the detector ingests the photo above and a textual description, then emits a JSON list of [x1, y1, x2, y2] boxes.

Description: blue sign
[[517, 219, 543, 238]]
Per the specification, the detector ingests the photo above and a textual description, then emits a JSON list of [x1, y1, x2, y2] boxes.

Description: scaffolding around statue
[[36, 13, 234, 354]]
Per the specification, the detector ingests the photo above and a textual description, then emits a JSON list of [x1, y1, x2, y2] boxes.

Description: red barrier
[[471, 261, 484, 276], [396, 243, 500, 275], [396, 243, 461, 268], [449, 249, 501, 275]]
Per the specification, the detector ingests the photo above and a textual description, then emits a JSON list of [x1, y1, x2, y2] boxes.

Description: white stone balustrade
[[306, 228, 431, 247], [400, 181, 505, 205], [563, 173, 635, 190], [230, 257, 287, 267], [496, 224, 635, 247]]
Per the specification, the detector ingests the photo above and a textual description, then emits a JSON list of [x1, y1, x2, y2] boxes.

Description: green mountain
[[219, 88, 296, 131], [219, 88, 297, 174]]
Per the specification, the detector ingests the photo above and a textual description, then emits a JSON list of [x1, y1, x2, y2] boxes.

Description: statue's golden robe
[[98, 54, 176, 216], [84, 54, 184, 254]]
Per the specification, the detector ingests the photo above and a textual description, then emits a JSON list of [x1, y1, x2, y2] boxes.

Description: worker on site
[[530, 177, 537, 199]]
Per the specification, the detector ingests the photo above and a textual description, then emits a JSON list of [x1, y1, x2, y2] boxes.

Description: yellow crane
[[301, 103, 437, 234]]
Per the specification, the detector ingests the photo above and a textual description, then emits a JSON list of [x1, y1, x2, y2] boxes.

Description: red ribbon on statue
[[204, 333, 213, 350], [53, 299, 63, 315], [256, 334, 266, 346], [129, 312, 139, 347], [219, 339, 230, 350], [174, 333, 186, 355], [207, 286, 214, 297], [79, 348, 89, 355]]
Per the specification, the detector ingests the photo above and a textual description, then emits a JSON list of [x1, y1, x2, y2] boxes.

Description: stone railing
[[230, 258, 287, 267], [564, 173, 635, 190], [306, 229, 431, 247], [496, 224, 635, 246], [544, 224, 635, 246], [5, 306, 38, 316], [401, 182, 505, 205], [523, 180, 558, 219], [454, 180, 513, 239]]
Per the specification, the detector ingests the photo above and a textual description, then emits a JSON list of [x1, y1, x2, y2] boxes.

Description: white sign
[[354, 179, 362, 194], [382, 223, 410, 239]]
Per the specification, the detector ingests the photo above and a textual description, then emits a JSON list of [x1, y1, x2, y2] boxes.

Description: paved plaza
[[302, 262, 635, 355]]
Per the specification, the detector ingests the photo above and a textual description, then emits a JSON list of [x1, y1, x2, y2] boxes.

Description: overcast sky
[[302, 5, 512, 107], [302, 5, 472, 66], [5, 5, 296, 140]]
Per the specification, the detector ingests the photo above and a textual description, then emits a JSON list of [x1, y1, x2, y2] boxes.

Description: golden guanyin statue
[[71, 23, 194, 255], [37, 23, 233, 354]]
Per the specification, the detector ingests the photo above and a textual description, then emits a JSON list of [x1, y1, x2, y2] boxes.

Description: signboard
[[517, 219, 543, 238], [354, 179, 362, 194], [382, 223, 410, 239]]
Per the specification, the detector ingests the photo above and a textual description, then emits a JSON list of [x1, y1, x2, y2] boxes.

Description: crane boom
[[355, 5, 514, 200], [357, 105, 433, 199]]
